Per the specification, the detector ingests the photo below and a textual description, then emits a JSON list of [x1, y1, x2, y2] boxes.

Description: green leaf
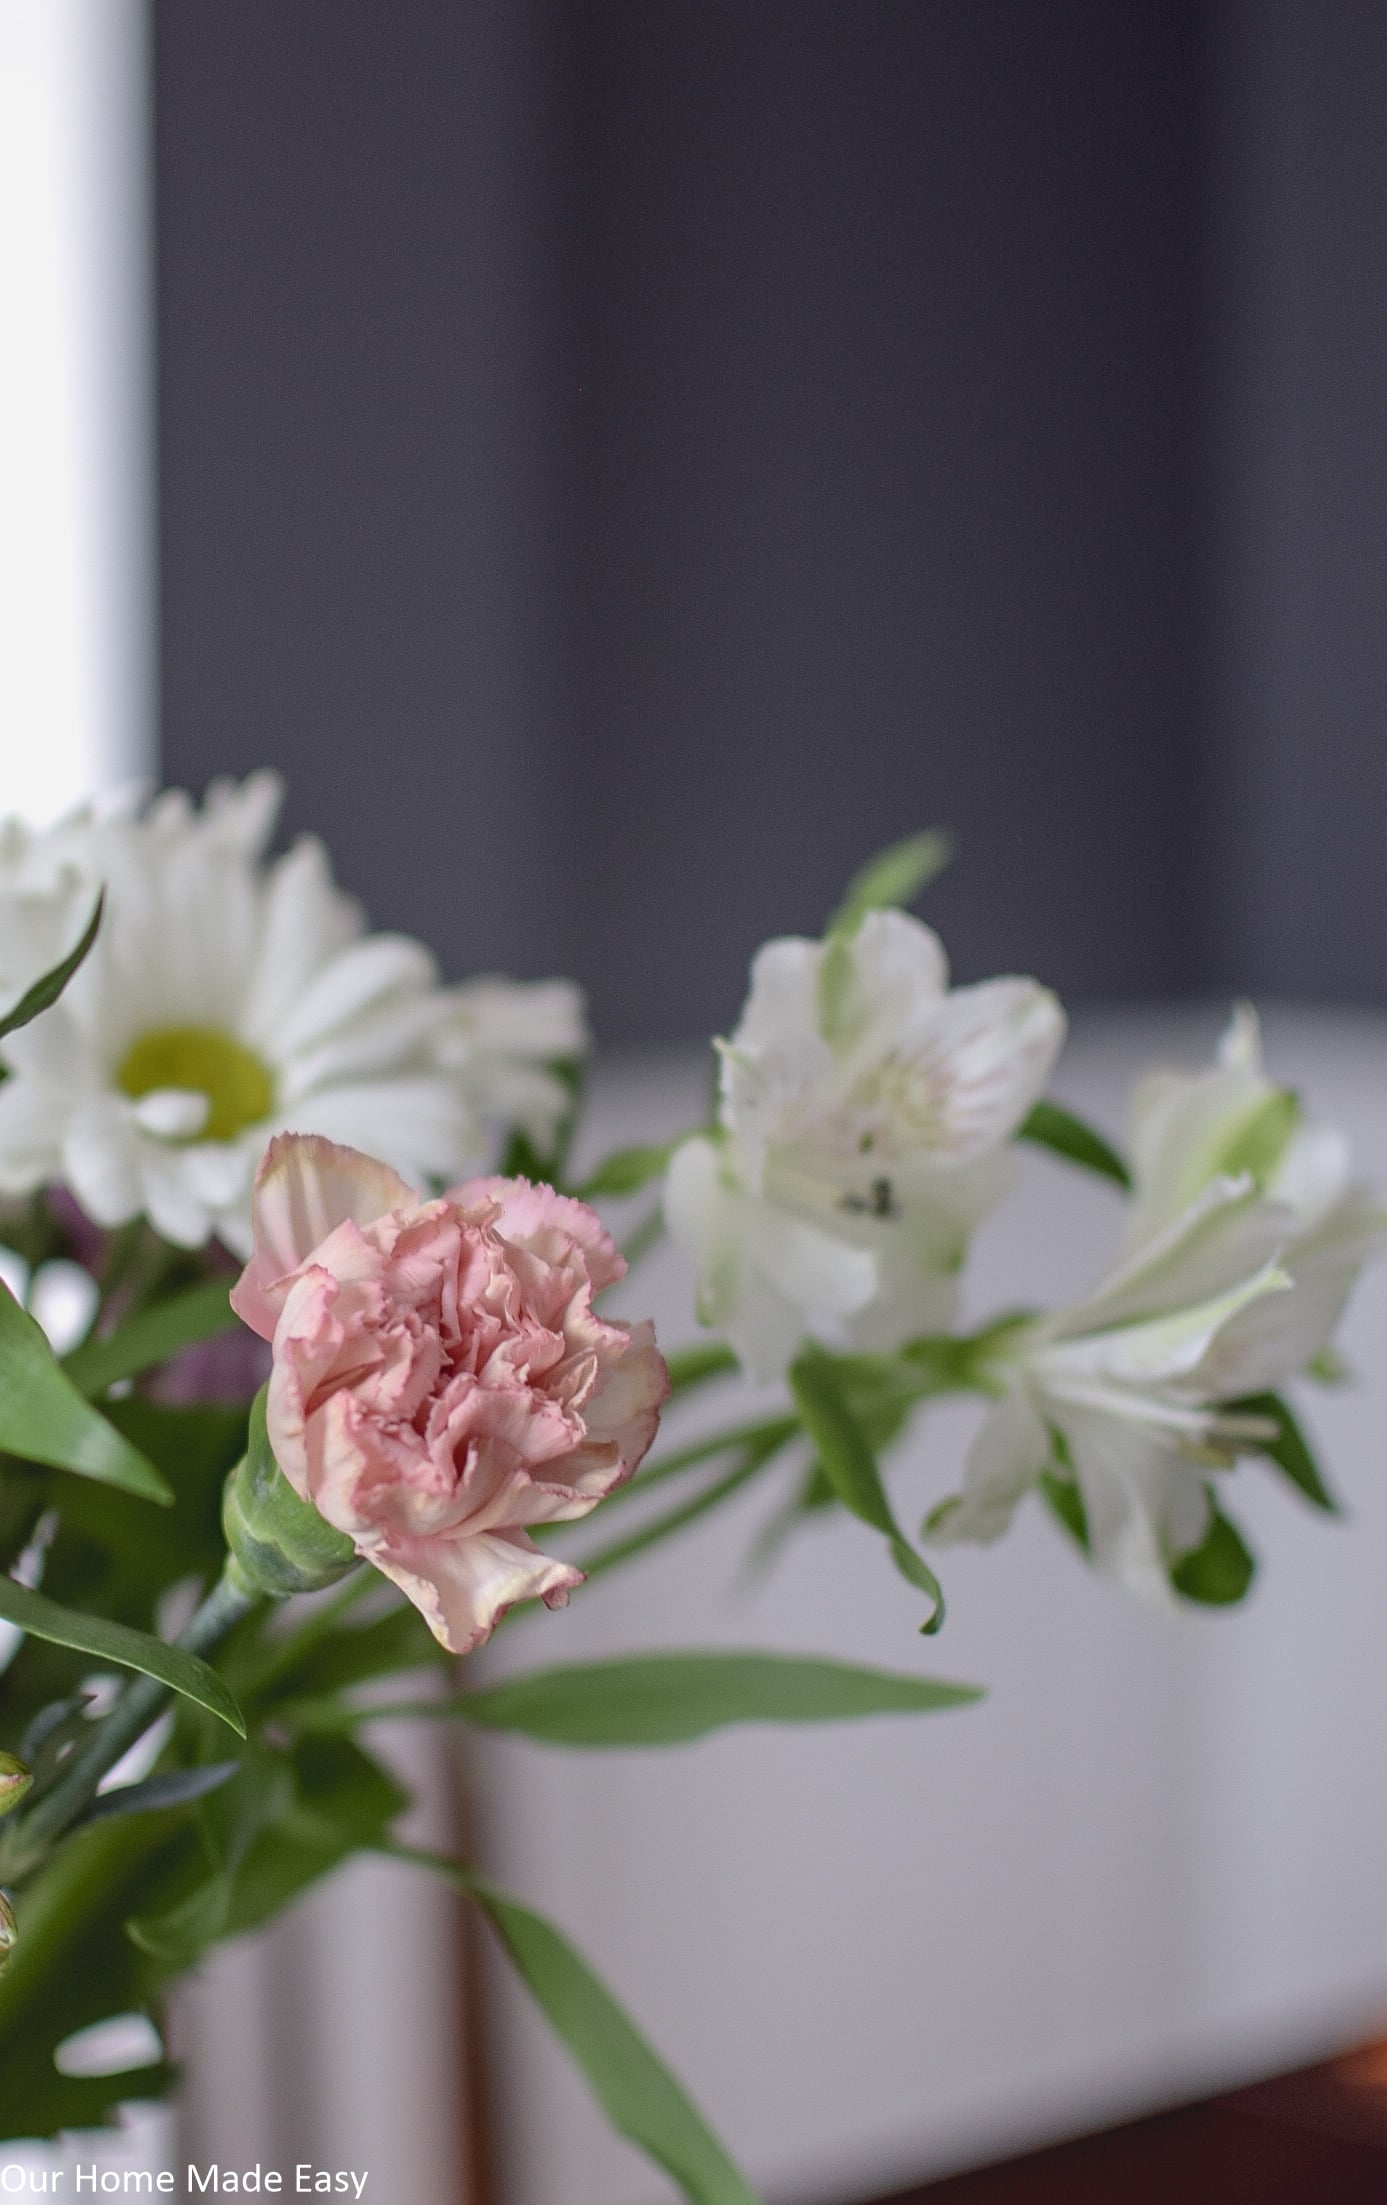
[[574, 1137, 689, 1199], [0, 1578, 245, 1735], [64, 1278, 238, 1399], [789, 1346, 945, 1632], [0, 1282, 171, 1502], [664, 1341, 740, 1395], [382, 1844, 763, 2205], [1017, 1101, 1132, 1190], [1225, 1390, 1340, 1514], [1171, 1498, 1256, 1606], [241, 1593, 446, 1708], [1039, 1469, 1090, 1552], [78, 1762, 239, 1829], [828, 829, 955, 938], [0, 1816, 181, 2139], [365, 1651, 981, 1747], [0, 893, 103, 1044]]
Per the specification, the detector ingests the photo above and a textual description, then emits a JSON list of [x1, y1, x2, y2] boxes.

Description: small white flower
[[0, 775, 586, 1254], [932, 1013, 1387, 1602], [666, 909, 1065, 1380], [1124, 1005, 1385, 1395], [931, 1178, 1293, 1601]]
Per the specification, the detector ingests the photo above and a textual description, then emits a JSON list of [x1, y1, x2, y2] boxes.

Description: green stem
[[570, 1426, 797, 1585], [229, 1564, 372, 1698], [5, 1570, 256, 1881]]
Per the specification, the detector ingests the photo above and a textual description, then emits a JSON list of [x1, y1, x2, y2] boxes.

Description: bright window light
[[0, 0, 155, 822]]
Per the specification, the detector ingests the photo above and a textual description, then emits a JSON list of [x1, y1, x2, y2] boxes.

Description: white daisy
[[0, 773, 587, 1254]]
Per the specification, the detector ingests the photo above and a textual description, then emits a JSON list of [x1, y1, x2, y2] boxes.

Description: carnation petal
[[232, 1133, 417, 1338], [458, 1175, 625, 1295], [370, 1528, 585, 1655]]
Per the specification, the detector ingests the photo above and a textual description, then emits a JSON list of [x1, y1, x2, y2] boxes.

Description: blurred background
[[6, 2, 1387, 2200]]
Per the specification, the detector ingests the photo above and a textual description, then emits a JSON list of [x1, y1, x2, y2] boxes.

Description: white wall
[[476, 1008, 1387, 2205]]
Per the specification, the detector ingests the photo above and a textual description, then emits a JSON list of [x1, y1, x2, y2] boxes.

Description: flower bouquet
[[0, 780, 1378, 2200]]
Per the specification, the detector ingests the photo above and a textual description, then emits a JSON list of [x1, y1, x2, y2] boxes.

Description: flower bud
[[0, 1890, 15, 1975], [222, 1385, 357, 1600], [0, 1754, 31, 1820]]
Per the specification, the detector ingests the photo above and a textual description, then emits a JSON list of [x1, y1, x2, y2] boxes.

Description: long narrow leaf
[[0, 1578, 244, 1735], [78, 1762, 240, 1828], [333, 1651, 982, 1747], [380, 1845, 762, 2205], [0, 1284, 170, 1502], [64, 1279, 238, 1399], [0, 894, 103, 1043], [789, 1347, 945, 1632], [1017, 1101, 1132, 1190]]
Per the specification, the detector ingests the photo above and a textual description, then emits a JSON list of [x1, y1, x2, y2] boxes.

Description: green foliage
[[78, 1762, 239, 1830], [827, 829, 955, 939], [1171, 1498, 1257, 1606], [663, 1340, 741, 1395], [0, 1282, 170, 1501], [1228, 1390, 1340, 1513], [789, 1346, 945, 1632], [0, 893, 103, 1047], [398, 1650, 982, 1747], [64, 1278, 238, 1399], [575, 1137, 689, 1199], [0, 1578, 244, 1735], [387, 1845, 764, 2205], [0, 1815, 181, 2140], [1039, 1468, 1090, 1552], [1017, 1100, 1132, 1190]]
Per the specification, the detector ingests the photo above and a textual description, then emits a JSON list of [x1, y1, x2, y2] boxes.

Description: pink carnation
[[230, 1134, 668, 1653]]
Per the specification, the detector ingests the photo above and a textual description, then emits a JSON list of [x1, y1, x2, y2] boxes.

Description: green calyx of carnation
[[223, 1386, 358, 1601], [117, 1024, 274, 1142]]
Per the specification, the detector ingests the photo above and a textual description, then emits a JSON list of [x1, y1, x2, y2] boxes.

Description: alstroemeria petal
[[929, 1385, 1051, 1547], [1063, 1408, 1211, 1607]]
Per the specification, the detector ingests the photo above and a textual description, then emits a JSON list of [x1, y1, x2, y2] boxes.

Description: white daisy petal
[[0, 777, 555, 1250]]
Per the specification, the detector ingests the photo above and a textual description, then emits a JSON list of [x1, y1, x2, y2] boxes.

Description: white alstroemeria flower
[[666, 908, 1065, 1380], [933, 1024, 1387, 1605], [930, 1177, 1300, 1602], [1124, 1004, 1386, 1393], [0, 775, 584, 1255]]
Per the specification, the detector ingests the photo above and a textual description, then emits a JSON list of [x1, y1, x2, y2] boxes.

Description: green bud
[[0, 1890, 15, 1975], [222, 1385, 357, 1600], [0, 1753, 32, 1820]]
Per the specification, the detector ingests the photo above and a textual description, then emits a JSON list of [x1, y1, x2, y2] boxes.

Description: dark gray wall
[[155, 1, 1384, 1045], [1203, 0, 1387, 1004]]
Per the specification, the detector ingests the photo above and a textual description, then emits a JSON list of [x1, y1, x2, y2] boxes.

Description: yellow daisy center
[[117, 1025, 274, 1142]]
